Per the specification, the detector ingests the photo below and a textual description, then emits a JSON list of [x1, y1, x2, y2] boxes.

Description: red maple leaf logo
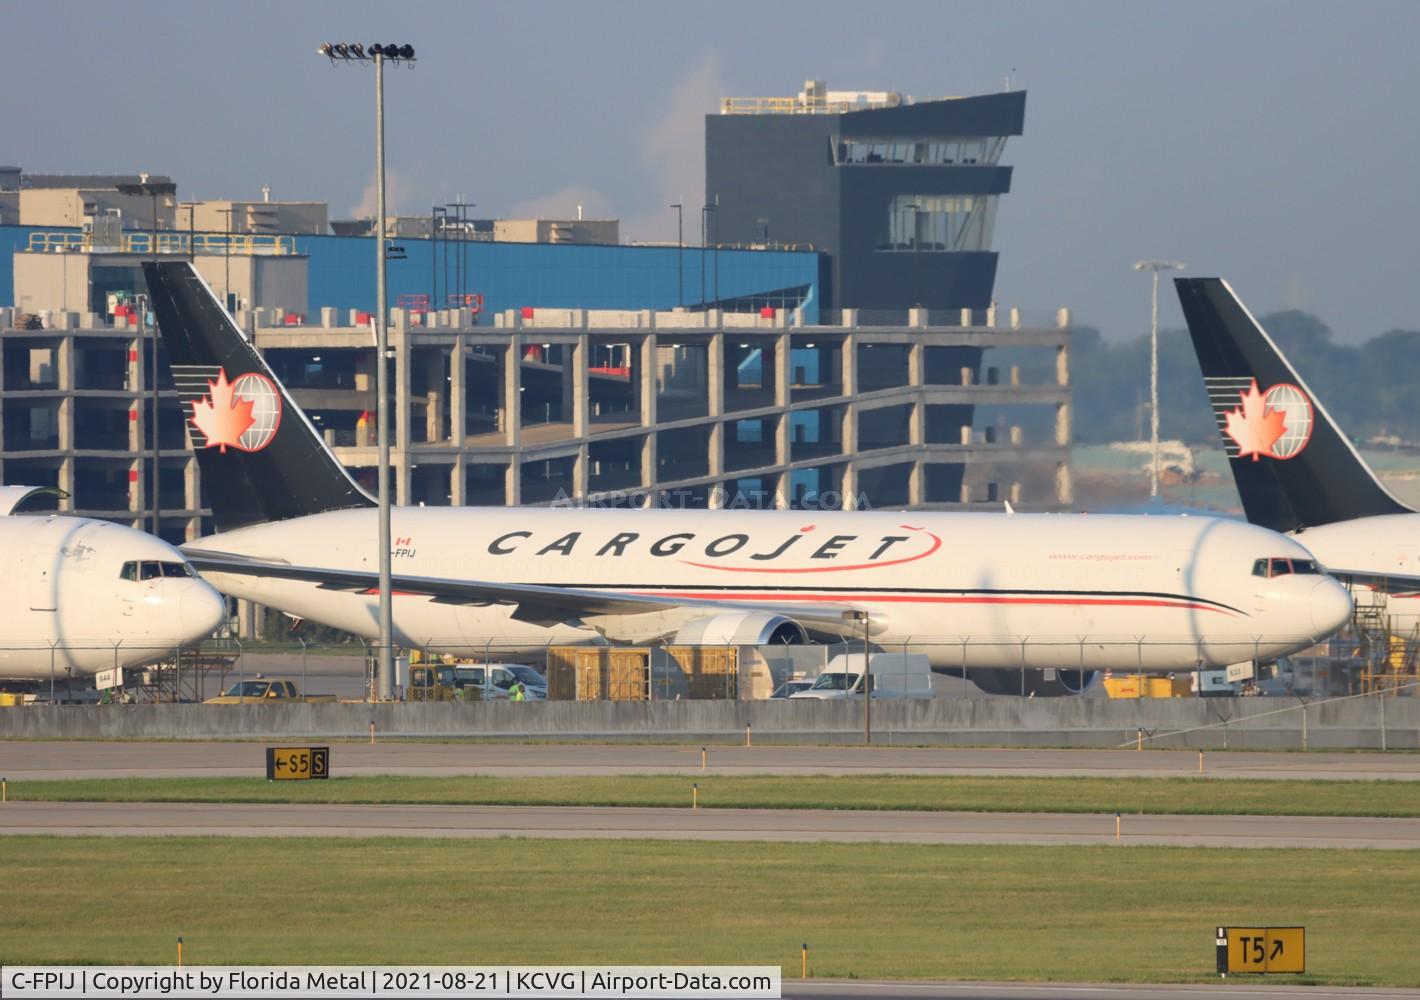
[[190, 369, 255, 452], [1223, 380, 1288, 462]]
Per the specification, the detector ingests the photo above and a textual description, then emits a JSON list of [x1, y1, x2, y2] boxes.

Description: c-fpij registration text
[[1, 966, 781, 999]]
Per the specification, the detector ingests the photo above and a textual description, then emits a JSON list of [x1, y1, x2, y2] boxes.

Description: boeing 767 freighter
[[142, 262, 1351, 695]]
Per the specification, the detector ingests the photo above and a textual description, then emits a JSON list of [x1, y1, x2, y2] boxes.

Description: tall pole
[[1132, 260, 1185, 500], [712, 195, 719, 306], [374, 51, 394, 702], [222, 207, 232, 314], [861, 612, 871, 745], [319, 41, 413, 701], [1149, 269, 1160, 499], [671, 203, 683, 308]]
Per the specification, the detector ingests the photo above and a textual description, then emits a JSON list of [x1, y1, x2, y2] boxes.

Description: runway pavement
[[783, 983, 1420, 999], [1, 741, 1416, 781], [4, 801, 1419, 847]]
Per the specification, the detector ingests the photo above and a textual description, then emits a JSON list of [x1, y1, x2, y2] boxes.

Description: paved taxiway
[[4, 802, 1419, 847], [2, 742, 1416, 781], [783, 983, 1420, 999]]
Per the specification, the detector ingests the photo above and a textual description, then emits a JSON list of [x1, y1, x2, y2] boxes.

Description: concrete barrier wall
[[2, 697, 1417, 749]]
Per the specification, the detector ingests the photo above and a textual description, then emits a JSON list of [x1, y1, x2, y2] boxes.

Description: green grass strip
[[12, 774, 1420, 816], [0, 837, 1416, 984]]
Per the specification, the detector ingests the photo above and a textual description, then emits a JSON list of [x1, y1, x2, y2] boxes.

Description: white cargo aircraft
[[143, 262, 1351, 695], [1177, 277, 1420, 592], [0, 486, 227, 680]]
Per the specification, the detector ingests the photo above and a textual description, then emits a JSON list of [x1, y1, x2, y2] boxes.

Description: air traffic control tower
[[707, 81, 1024, 316]]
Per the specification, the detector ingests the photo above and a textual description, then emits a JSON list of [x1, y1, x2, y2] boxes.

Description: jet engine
[[672, 612, 808, 646], [966, 668, 1100, 697]]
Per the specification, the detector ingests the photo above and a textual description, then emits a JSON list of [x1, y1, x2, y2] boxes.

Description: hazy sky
[[6, 0, 1417, 341]]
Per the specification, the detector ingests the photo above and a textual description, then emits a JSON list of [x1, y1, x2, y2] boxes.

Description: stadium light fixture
[[317, 42, 416, 65]]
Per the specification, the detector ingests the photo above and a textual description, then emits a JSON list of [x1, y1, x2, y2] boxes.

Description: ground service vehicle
[[409, 663, 458, 701], [204, 679, 336, 704], [790, 653, 933, 700], [771, 679, 815, 699], [454, 663, 547, 700]]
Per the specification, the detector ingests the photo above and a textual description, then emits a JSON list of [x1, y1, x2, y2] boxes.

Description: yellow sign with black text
[[1218, 926, 1305, 974], [265, 746, 330, 781]]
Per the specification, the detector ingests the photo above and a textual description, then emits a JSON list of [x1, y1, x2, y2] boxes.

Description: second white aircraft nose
[[180, 583, 228, 642], [1310, 578, 1353, 636]]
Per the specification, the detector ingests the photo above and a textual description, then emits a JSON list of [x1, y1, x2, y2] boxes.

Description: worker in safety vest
[[509, 681, 525, 702]]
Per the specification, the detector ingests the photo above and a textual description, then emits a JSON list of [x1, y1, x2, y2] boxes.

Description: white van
[[453, 663, 547, 700], [789, 652, 933, 700]]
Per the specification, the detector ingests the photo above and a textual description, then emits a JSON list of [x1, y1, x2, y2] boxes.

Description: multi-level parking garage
[[266, 302, 1073, 513], [0, 297, 1072, 535]]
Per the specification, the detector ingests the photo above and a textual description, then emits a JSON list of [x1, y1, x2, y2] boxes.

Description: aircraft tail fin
[[1174, 276, 1412, 533], [142, 261, 374, 533]]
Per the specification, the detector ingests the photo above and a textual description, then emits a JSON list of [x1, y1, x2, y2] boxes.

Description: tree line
[[1068, 311, 1420, 446]]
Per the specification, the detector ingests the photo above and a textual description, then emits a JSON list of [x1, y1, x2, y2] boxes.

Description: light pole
[[320, 41, 416, 701], [670, 203, 683, 307], [711, 195, 720, 306], [1132, 260, 1185, 499], [219, 206, 234, 313], [700, 204, 709, 307], [701, 202, 717, 308]]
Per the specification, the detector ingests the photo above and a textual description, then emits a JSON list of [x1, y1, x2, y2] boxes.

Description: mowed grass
[[12, 774, 1420, 817], [1, 837, 1417, 984]]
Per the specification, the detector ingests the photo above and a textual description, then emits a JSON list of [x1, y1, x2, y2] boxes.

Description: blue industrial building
[[2, 224, 820, 322]]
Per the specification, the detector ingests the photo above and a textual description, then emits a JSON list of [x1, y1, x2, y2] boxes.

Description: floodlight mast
[[319, 41, 416, 701], [1131, 259, 1186, 499]]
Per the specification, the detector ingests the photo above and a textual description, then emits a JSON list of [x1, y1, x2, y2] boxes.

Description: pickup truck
[[203, 680, 337, 704]]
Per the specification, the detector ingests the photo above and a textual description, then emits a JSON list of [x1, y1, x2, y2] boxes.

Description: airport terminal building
[[708, 82, 1025, 316]]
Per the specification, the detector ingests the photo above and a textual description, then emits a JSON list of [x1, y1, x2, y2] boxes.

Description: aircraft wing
[[183, 549, 872, 634], [1324, 567, 1420, 599]]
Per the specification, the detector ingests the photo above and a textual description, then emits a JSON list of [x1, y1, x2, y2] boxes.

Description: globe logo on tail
[[189, 369, 283, 453], [1222, 380, 1313, 461]]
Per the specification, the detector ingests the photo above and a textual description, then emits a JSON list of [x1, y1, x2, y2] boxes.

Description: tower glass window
[[833, 137, 1005, 166], [884, 195, 998, 252]]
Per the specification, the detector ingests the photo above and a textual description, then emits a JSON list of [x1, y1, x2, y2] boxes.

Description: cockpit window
[[1253, 557, 1322, 579], [120, 560, 193, 581]]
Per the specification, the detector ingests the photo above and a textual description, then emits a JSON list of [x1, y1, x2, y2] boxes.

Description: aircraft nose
[[1310, 578, 1353, 636], [180, 583, 227, 640]]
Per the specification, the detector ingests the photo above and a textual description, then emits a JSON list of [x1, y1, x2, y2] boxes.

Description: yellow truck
[[203, 679, 337, 704]]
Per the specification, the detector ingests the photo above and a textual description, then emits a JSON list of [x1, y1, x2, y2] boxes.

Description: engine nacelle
[[672, 612, 808, 647], [967, 668, 1100, 697]]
